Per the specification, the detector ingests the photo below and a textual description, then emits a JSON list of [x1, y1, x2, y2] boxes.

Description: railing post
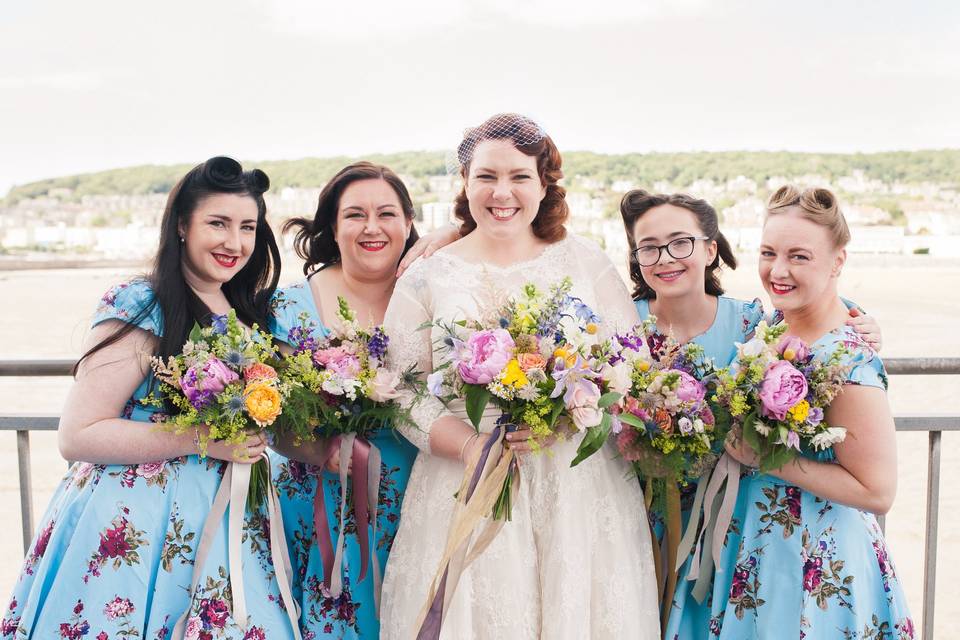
[[17, 429, 34, 554], [922, 430, 941, 640]]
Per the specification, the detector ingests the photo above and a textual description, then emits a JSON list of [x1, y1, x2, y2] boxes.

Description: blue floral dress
[[268, 280, 417, 639], [665, 324, 915, 639], [2, 280, 297, 640]]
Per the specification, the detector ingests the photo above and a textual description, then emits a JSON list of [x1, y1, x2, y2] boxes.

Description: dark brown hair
[[452, 113, 568, 242], [284, 161, 420, 274], [620, 189, 737, 300]]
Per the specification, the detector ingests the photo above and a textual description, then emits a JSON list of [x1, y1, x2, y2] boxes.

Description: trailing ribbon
[[312, 433, 384, 614], [675, 452, 741, 604], [644, 478, 682, 635], [172, 455, 301, 639], [415, 416, 519, 640]]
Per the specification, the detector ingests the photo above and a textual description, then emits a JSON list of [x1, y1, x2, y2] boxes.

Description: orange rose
[[517, 352, 546, 372], [244, 381, 282, 426], [654, 408, 673, 435], [244, 362, 278, 382]]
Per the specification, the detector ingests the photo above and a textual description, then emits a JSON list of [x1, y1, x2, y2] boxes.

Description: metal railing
[[2, 357, 959, 639]]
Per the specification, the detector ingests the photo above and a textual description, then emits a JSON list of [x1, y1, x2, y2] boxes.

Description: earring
[[179, 236, 185, 244]]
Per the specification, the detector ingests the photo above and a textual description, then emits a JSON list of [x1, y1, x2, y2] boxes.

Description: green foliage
[[8, 149, 960, 205]]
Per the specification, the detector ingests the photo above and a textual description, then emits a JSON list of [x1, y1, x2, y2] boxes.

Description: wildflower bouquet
[[713, 320, 852, 473], [273, 297, 414, 601], [417, 277, 619, 638], [427, 277, 619, 519], [146, 310, 289, 509], [610, 317, 720, 505]]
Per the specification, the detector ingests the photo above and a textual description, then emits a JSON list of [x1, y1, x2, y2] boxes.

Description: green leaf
[[547, 399, 565, 427], [742, 411, 761, 453], [188, 322, 204, 343], [617, 412, 646, 429], [464, 384, 490, 430], [597, 391, 622, 410], [571, 413, 611, 467]]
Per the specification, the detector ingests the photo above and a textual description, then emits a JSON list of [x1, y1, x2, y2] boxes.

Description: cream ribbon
[[172, 454, 302, 639]]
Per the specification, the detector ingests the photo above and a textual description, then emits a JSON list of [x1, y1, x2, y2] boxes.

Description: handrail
[[1, 357, 957, 639]]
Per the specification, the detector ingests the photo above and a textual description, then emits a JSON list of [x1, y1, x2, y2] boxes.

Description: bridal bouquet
[[417, 277, 619, 638], [273, 297, 415, 601], [427, 277, 619, 519], [611, 318, 720, 505], [145, 309, 289, 508], [712, 320, 852, 473]]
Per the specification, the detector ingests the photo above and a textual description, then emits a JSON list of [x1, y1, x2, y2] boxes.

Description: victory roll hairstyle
[[75, 156, 280, 373], [620, 189, 737, 300], [766, 185, 851, 248]]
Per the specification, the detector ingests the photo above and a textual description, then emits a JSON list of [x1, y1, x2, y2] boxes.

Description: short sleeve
[[92, 279, 163, 337], [826, 327, 888, 391], [269, 281, 328, 345]]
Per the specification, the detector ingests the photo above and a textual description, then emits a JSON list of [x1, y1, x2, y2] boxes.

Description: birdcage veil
[[445, 112, 549, 176]]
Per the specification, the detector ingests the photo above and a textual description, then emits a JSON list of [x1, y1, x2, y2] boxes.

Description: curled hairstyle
[[284, 161, 420, 275], [452, 113, 568, 242], [620, 190, 737, 301], [75, 156, 280, 373], [766, 185, 850, 248]]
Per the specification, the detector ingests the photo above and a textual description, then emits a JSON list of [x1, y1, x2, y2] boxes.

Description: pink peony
[[180, 358, 239, 409], [456, 330, 515, 385], [674, 370, 705, 405], [198, 598, 229, 629], [313, 347, 361, 379], [135, 461, 166, 479], [777, 335, 810, 362], [758, 360, 808, 421], [568, 381, 603, 430]]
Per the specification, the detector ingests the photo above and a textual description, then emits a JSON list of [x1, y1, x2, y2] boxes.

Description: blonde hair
[[766, 185, 850, 248]]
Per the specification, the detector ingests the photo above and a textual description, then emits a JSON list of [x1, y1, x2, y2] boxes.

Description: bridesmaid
[[2, 157, 300, 639], [666, 186, 914, 638], [268, 161, 458, 638], [620, 190, 882, 627]]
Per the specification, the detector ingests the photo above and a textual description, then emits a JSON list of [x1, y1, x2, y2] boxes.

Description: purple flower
[[368, 327, 389, 360], [210, 314, 229, 335], [180, 358, 239, 410]]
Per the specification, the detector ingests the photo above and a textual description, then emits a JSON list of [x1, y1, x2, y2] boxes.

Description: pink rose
[[313, 347, 361, 379], [368, 368, 401, 402], [759, 360, 808, 420], [674, 370, 705, 405], [456, 329, 515, 385], [777, 335, 809, 362], [568, 381, 603, 430], [136, 461, 166, 479]]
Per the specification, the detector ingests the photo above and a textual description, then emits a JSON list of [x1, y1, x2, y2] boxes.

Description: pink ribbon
[[312, 434, 383, 612]]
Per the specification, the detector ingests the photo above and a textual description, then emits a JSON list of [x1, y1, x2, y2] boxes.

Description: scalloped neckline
[[432, 235, 571, 273]]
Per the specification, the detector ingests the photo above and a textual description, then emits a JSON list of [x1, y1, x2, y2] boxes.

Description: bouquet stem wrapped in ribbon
[[679, 320, 853, 603], [274, 297, 416, 612], [415, 278, 620, 639], [145, 311, 301, 638]]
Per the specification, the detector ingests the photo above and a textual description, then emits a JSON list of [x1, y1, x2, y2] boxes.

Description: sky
[[1, 0, 959, 196]]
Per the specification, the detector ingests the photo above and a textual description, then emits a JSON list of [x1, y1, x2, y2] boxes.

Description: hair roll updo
[[620, 189, 738, 301], [766, 185, 850, 248], [452, 113, 568, 242]]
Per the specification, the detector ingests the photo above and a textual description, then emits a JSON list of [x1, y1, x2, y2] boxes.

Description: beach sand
[[1, 253, 958, 637]]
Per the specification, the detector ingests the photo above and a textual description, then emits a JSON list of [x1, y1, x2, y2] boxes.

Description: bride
[[380, 113, 659, 639]]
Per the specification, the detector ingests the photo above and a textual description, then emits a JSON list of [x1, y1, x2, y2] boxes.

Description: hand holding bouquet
[[713, 320, 851, 473], [146, 310, 288, 508]]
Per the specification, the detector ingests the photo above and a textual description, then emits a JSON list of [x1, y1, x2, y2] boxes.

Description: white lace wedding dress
[[380, 234, 660, 639]]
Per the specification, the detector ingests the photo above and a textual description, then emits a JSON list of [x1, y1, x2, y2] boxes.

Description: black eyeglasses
[[633, 236, 710, 267]]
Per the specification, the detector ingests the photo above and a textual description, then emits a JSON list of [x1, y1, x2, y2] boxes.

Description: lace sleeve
[[384, 260, 454, 453], [575, 236, 640, 335]]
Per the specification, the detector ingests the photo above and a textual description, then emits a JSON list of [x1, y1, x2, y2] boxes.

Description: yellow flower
[[244, 381, 282, 426], [501, 359, 529, 388], [788, 400, 810, 423], [782, 348, 796, 361], [585, 322, 598, 335], [637, 360, 651, 373]]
